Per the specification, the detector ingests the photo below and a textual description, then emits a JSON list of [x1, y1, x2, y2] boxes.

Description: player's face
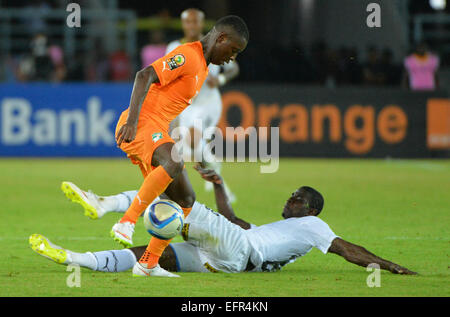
[[181, 12, 204, 39], [211, 32, 247, 65], [282, 189, 312, 219]]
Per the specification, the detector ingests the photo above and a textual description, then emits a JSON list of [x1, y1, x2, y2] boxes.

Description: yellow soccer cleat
[[29, 234, 69, 264], [61, 181, 106, 220]]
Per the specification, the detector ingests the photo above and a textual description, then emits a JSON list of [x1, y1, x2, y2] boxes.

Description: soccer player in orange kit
[[111, 15, 249, 277]]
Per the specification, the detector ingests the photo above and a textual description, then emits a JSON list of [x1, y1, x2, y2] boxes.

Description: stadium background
[[0, 0, 449, 158]]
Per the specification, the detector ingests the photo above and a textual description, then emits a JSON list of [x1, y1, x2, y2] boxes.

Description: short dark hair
[[214, 15, 249, 42], [300, 186, 324, 215]]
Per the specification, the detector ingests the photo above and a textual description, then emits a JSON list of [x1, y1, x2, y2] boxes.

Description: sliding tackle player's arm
[[328, 238, 417, 275], [116, 65, 160, 147], [193, 164, 252, 229]]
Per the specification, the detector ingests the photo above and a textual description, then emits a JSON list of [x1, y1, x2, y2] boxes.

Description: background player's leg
[[29, 234, 137, 272], [61, 181, 139, 219]]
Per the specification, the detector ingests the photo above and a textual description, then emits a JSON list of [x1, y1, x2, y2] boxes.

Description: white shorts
[[171, 202, 252, 273], [170, 242, 209, 273], [178, 88, 222, 131]]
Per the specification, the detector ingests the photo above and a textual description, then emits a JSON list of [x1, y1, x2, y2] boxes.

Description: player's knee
[[153, 142, 184, 178], [163, 159, 184, 179]]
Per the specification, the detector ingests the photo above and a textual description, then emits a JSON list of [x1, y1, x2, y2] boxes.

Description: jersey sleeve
[[303, 217, 339, 254], [152, 46, 199, 87]]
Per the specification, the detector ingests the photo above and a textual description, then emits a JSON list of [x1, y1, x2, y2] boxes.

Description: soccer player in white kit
[[31, 165, 416, 276], [168, 8, 239, 202]]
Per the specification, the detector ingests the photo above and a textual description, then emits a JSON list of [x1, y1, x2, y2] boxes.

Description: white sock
[[92, 249, 137, 272], [115, 191, 138, 212], [102, 191, 138, 212], [67, 251, 98, 270], [68, 249, 137, 272]]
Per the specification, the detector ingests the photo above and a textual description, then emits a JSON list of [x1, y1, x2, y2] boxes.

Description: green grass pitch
[[0, 158, 449, 297]]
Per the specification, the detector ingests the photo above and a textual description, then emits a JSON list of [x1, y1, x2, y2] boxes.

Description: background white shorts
[[178, 88, 222, 131]]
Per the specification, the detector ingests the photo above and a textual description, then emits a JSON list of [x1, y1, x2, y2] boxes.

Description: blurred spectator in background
[[86, 39, 109, 82], [140, 30, 167, 68], [0, 53, 16, 82], [379, 48, 401, 86], [48, 44, 66, 82], [65, 52, 85, 82], [31, 34, 53, 81], [403, 42, 440, 91], [17, 33, 54, 82], [362, 46, 384, 86], [109, 48, 132, 82], [336, 46, 362, 85]]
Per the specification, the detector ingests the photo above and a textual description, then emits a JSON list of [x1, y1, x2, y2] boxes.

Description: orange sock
[[120, 165, 173, 224], [139, 237, 172, 267], [139, 207, 192, 267]]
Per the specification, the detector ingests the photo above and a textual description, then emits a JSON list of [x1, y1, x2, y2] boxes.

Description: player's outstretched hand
[[116, 122, 137, 147], [389, 264, 418, 275], [193, 163, 223, 185]]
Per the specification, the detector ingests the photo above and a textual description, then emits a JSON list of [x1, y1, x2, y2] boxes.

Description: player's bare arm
[[116, 65, 160, 147], [193, 163, 251, 229], [328, 237, 417, 275]]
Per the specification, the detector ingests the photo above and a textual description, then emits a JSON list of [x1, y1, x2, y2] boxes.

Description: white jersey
[[178, 202, 338, 273], [245, 216, 339, 272]]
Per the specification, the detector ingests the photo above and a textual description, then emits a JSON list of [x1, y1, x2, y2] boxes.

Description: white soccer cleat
[[110, 221, 134, 247], [132, 262, 180, 278], [29, 233, 71, 265], [61, 181, 106, 219]]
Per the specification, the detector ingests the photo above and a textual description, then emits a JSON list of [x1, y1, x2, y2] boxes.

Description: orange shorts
[[115, 108, 174, 178]]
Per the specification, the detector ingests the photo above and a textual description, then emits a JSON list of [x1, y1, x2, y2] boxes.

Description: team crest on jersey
[[152, 132, 163, 143], [166, 54, 185, 70]]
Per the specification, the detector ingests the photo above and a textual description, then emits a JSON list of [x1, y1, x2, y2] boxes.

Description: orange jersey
[[141, 41, 209, 130]]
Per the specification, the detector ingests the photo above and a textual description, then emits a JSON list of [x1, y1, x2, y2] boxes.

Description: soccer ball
[[143, 199, 184, 240]]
